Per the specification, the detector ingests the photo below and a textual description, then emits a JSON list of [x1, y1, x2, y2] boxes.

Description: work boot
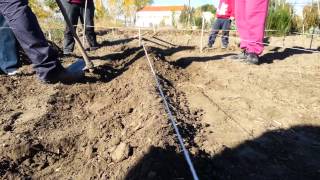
[[230, 50, 247, 60], [246, 52, 259, 65]]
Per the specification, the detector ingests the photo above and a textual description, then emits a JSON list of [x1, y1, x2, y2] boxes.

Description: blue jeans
[[0, 14, 19, 74], [208, 18, 231, 47], [0, 0, 63, 81]]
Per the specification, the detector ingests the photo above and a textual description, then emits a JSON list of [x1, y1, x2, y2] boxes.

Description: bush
[[303, 4, 320, 30], [44, 0, 58, 11], [266, 4, 293, 35]]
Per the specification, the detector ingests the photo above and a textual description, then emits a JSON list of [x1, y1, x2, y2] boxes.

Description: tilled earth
[[0, 30, 320, 180]]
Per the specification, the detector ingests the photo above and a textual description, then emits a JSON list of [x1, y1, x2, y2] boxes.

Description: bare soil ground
[[0, 30, 320, 180]]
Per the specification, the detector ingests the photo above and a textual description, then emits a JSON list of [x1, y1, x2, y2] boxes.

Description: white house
[[135, 6, 185, 27]]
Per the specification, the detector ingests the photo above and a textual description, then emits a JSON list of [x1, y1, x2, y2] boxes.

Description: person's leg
[[208, 19, 222, 47], [245, 0, 268, 55], [221, 19, 231, 48], [0, 0, 84, 83], [0, 14, 19, 74], [80, 1, 98, 48], [0, 0, 63, 81], [235, 0, 248, 50], [62, 0, 80, 53]]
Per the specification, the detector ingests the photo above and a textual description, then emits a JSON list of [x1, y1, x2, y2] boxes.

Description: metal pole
[[309, 1, 315, 49], [188, 0, 191, 28], [139, 27, 141, 46], [302, 12, 305, 34], [309, 28, 315, 49], [200, 15, 205, 53], [83, 0, 88, 46]]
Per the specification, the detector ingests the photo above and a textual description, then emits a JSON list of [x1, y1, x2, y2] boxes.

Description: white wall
[[135, 11, 181, 27]]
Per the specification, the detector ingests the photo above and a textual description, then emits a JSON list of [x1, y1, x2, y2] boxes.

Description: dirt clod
[[111, 142, 130, 163]]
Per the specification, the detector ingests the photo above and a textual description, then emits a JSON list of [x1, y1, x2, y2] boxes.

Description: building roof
[[139, 6, 185, 12]]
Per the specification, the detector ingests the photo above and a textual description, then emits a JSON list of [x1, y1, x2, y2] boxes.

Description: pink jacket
[[69, 0, 91, 4], [216, 0, 235, 19]]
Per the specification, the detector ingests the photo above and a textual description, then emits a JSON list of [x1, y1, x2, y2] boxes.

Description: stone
[[111, 142, 130, 163]]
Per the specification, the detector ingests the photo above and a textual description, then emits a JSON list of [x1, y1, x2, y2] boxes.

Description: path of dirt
[[0, 30, 320, 179]]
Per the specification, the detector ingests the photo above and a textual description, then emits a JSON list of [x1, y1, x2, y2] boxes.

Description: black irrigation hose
[[142, 44, 199, 180]]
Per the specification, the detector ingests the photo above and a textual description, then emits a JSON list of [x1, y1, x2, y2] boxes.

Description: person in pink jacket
[[232, 0, 269, 64]]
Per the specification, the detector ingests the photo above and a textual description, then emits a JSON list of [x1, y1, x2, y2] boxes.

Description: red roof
[[139, 6, 185, 12]]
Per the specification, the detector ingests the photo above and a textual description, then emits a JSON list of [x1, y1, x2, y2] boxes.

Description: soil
[[0, 29, 320, 180]]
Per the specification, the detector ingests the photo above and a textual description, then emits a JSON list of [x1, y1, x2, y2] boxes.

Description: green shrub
[[266, 4, 292, 36]]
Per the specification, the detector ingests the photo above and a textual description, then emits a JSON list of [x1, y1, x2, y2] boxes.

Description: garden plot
[[0, 30, 320, 179]]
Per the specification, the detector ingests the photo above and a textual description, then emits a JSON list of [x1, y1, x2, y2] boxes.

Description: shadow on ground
[[125, 125, 320, 180], [171, 53, 236, 69], [100, 37, 136, 47], [260, 46, 317, 64]]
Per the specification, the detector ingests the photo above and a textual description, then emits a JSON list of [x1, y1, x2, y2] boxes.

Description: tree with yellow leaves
[[29, 0, 51, 19], [95, 0, 107, 19]]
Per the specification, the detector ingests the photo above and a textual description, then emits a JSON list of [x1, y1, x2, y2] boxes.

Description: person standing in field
[[208, 0, 235, 49], [232, 0, 269, 64], [62, 0, 100, 55]]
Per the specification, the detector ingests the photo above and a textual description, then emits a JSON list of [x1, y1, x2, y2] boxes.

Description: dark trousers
[[0, 0, 62, 81], [62, 0, 97, 53], [208, 18, 231, 47], [0, 14, 19, 74]]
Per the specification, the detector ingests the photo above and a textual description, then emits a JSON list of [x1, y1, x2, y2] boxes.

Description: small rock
[[111, 142, 130, 163], [190, 147, 199, 155], [109, 137, 121, 146]]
